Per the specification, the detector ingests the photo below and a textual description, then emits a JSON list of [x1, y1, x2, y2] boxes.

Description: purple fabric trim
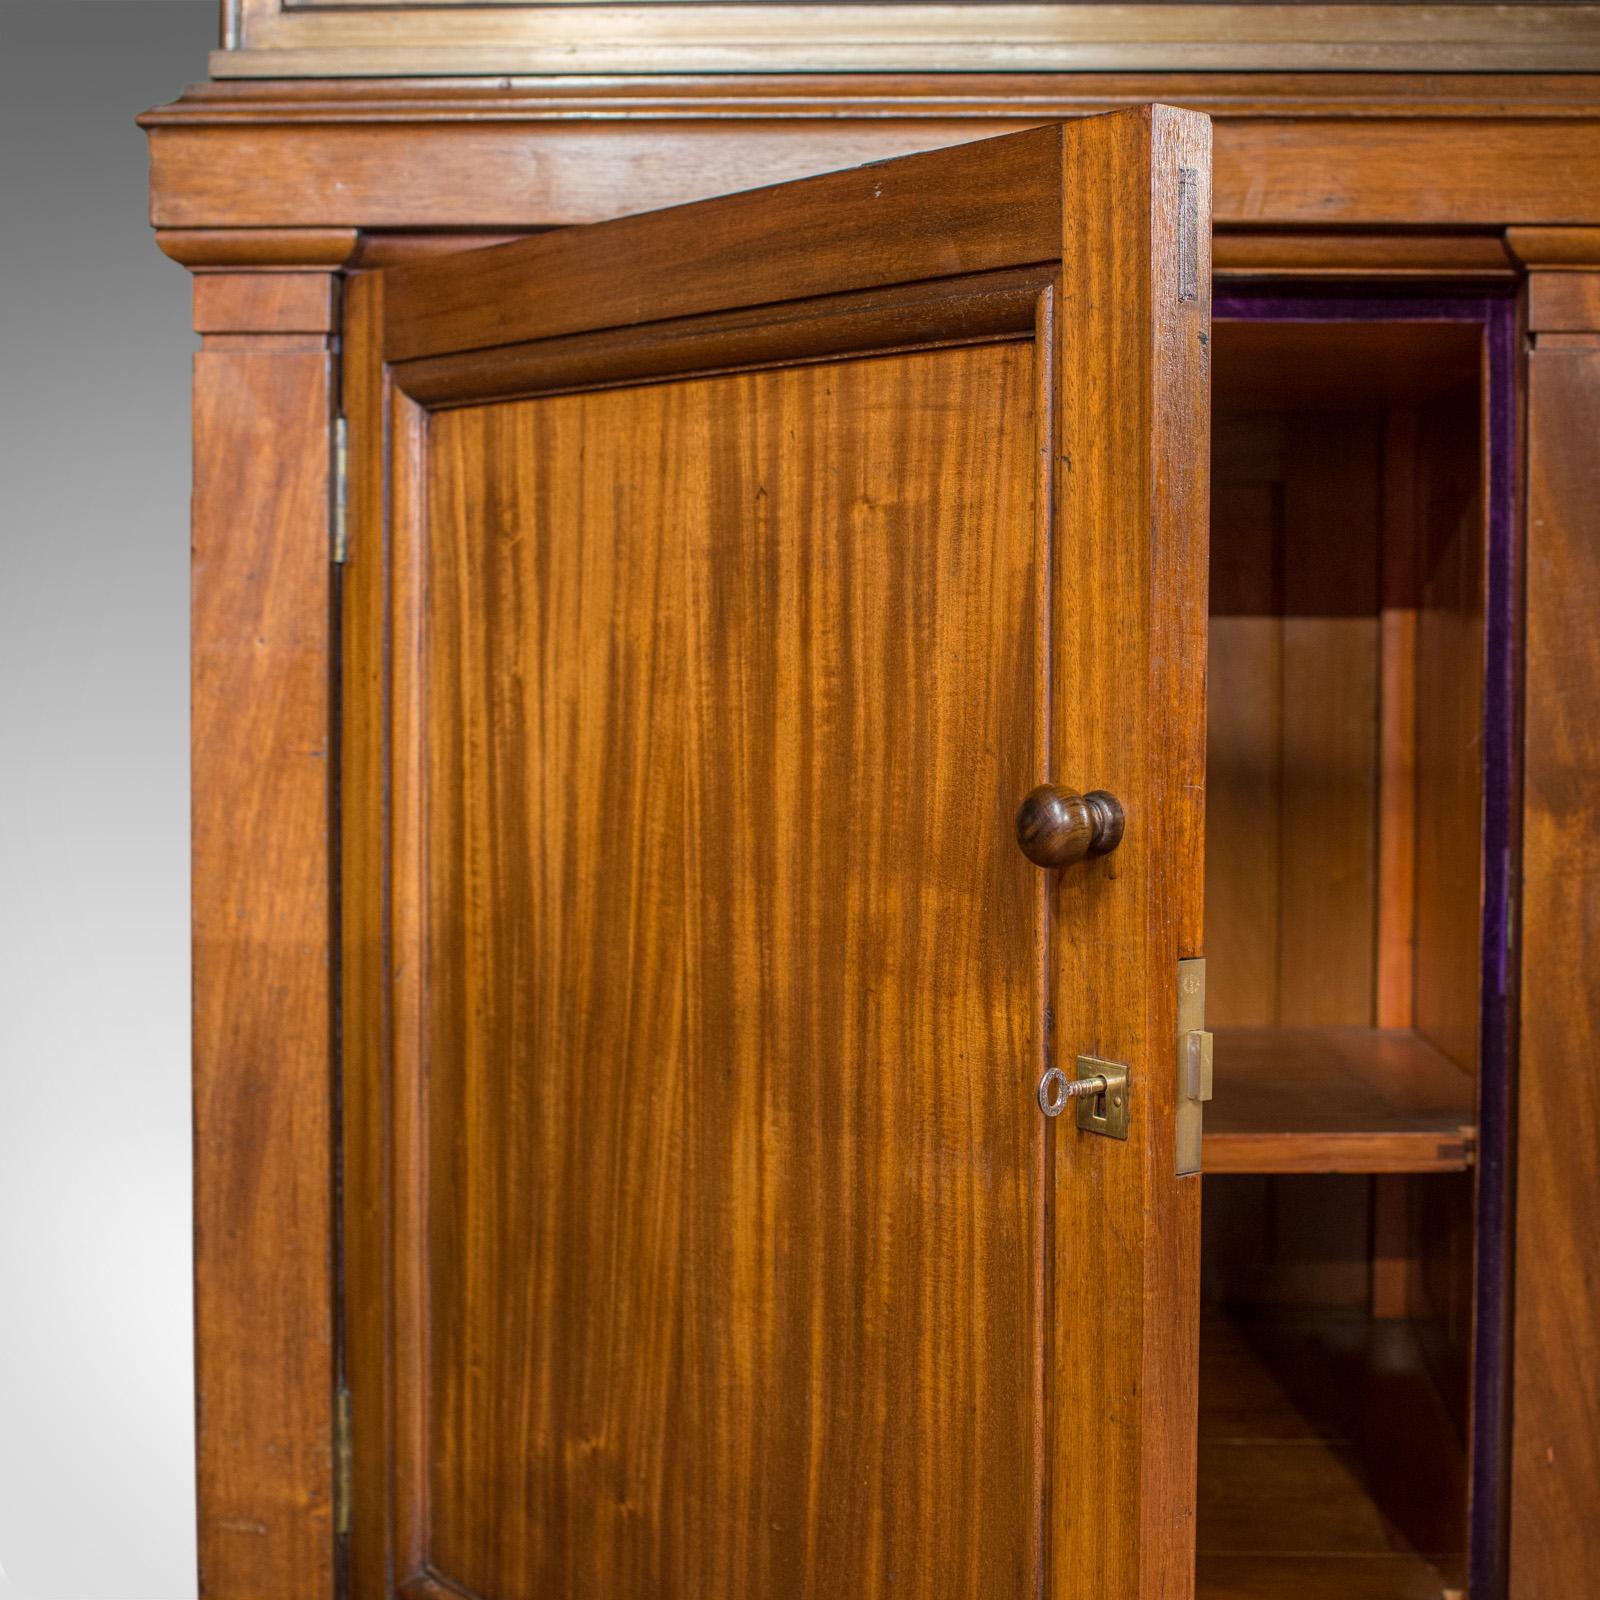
[[1215, 291, 1519, 1599]]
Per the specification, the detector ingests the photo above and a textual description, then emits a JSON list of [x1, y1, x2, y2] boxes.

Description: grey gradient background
[[1, 5, 212, 1595]]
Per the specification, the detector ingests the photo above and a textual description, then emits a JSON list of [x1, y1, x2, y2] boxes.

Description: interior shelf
[[1202, 1027, 1476, 1176], [1198, 1311, 1463, 1600]]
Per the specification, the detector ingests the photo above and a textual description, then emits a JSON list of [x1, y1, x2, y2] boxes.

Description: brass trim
[[1175, 957, 1210, 1176], [214, 3, 1600, 78]]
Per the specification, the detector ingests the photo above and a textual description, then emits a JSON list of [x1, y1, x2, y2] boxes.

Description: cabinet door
[[341, 106, 1210, 1600]]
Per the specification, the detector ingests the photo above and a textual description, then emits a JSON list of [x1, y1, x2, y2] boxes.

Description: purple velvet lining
[[1214, 290, 1518, 1599]]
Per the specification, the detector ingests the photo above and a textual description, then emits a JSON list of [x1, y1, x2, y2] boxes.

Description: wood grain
[[1279, 415, 1381, 1028], [1213, 231, 1513, 281], [192, 271, 337, 335], [414, 346, 1040, 1598], [1205, 409, 1380, 1031], [380, 124, 1064, 364], [143, 78, 1600, 240], [1412, 390, 1485, 1076], [1376, 408, 1419, 1030], [1203, 1027, 1475, 1174], [1511, 329, 1600, 1600], [191, 290, 338, 1598], [339, 268, 394, 1600], [1046, 104, 1210, 1600], [340, 107, 1214, 1600]]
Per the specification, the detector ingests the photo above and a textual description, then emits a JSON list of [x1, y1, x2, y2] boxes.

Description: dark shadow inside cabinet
[[1199, 298, 1515, 1600]]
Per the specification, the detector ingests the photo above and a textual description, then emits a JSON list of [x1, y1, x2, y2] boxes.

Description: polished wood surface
[[190, 277, 339, 1598], [338, 268, 392, 1600], [341, 110, 1212, 1599], [1512, 304, 1600, 1600], [1047, 107, 1209, 1600], [378, 125, 1061, 365], [217, 0, 1600, 77], [1202, 1028, 1475, 1174], [420, 347, 1038, 1598], [141, 76, 1600, 243]]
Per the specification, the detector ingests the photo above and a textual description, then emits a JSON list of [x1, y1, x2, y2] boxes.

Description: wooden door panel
[[344, 108, 1211, 1600], [422, 344, 1042, 1597], [679, 347, 1041, 1595], [424, 390, 692, 1594]]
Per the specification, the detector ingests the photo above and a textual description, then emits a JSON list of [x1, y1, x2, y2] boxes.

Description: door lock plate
[[1074, 1055, 1130, 1140], [1038, 1056, 1130, 1139]]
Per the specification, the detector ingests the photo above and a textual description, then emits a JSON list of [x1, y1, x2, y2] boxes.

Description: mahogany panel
[[380, 124, 1064, 362], [416, 347, 1042, 1597], [142, 79, 1600, 236], [1511, 331, 1600, 1600], [191, 317, 337, 1596]]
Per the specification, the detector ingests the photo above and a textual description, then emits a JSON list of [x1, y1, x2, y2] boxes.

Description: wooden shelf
[[1198, 1312, 1463, 1600], [1202, 1026, 1476, 1175]]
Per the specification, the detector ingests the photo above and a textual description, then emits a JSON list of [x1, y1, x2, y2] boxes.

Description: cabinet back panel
[[1414, 391, 1487, 1077], [1208, 410, 1383, 1029], [1207, 321, 1485, 1049]]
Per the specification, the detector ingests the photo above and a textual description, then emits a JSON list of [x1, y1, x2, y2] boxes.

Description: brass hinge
[[334, 1384, 352, 1536], [331, 414, 350, 566], [1175, 957, 1213, 1176]]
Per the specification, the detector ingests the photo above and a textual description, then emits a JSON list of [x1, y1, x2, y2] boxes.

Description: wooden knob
[[1016, 785, 1125, 869]]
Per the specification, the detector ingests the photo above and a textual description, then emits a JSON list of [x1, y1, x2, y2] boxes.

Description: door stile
[[1046, 106, 1211, 1600], [387, 380, 434, 1595], [341, 267, 398, 1600], [1030, 274, 1060, 1599]]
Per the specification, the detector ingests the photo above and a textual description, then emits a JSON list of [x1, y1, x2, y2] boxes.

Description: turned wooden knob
[[1015, 785, 1125, 868]]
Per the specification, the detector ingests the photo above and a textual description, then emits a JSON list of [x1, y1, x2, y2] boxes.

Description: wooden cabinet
[[144, 46, 1600, 1600]]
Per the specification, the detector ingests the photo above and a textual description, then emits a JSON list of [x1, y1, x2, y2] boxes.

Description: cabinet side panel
[[1511, 332, 1600, 1600], [192, 342, 337, 1597]]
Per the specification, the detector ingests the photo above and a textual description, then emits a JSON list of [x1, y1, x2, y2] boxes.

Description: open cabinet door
[[341, 106, 1211, 1600]]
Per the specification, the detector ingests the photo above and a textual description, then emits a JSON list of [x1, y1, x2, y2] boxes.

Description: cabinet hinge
[[331, 414, 350, 566], [1175, 957, 1213, 1176], [334, 1383, 353, 1536]]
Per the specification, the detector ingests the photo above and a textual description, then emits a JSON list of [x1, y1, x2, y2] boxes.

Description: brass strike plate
[[1074, 1055, 1130, 1141], [1176, 957, 1212, 1176]]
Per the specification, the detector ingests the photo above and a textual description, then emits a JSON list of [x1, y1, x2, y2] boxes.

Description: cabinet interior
[[1200, 310, 1492, 1600]]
